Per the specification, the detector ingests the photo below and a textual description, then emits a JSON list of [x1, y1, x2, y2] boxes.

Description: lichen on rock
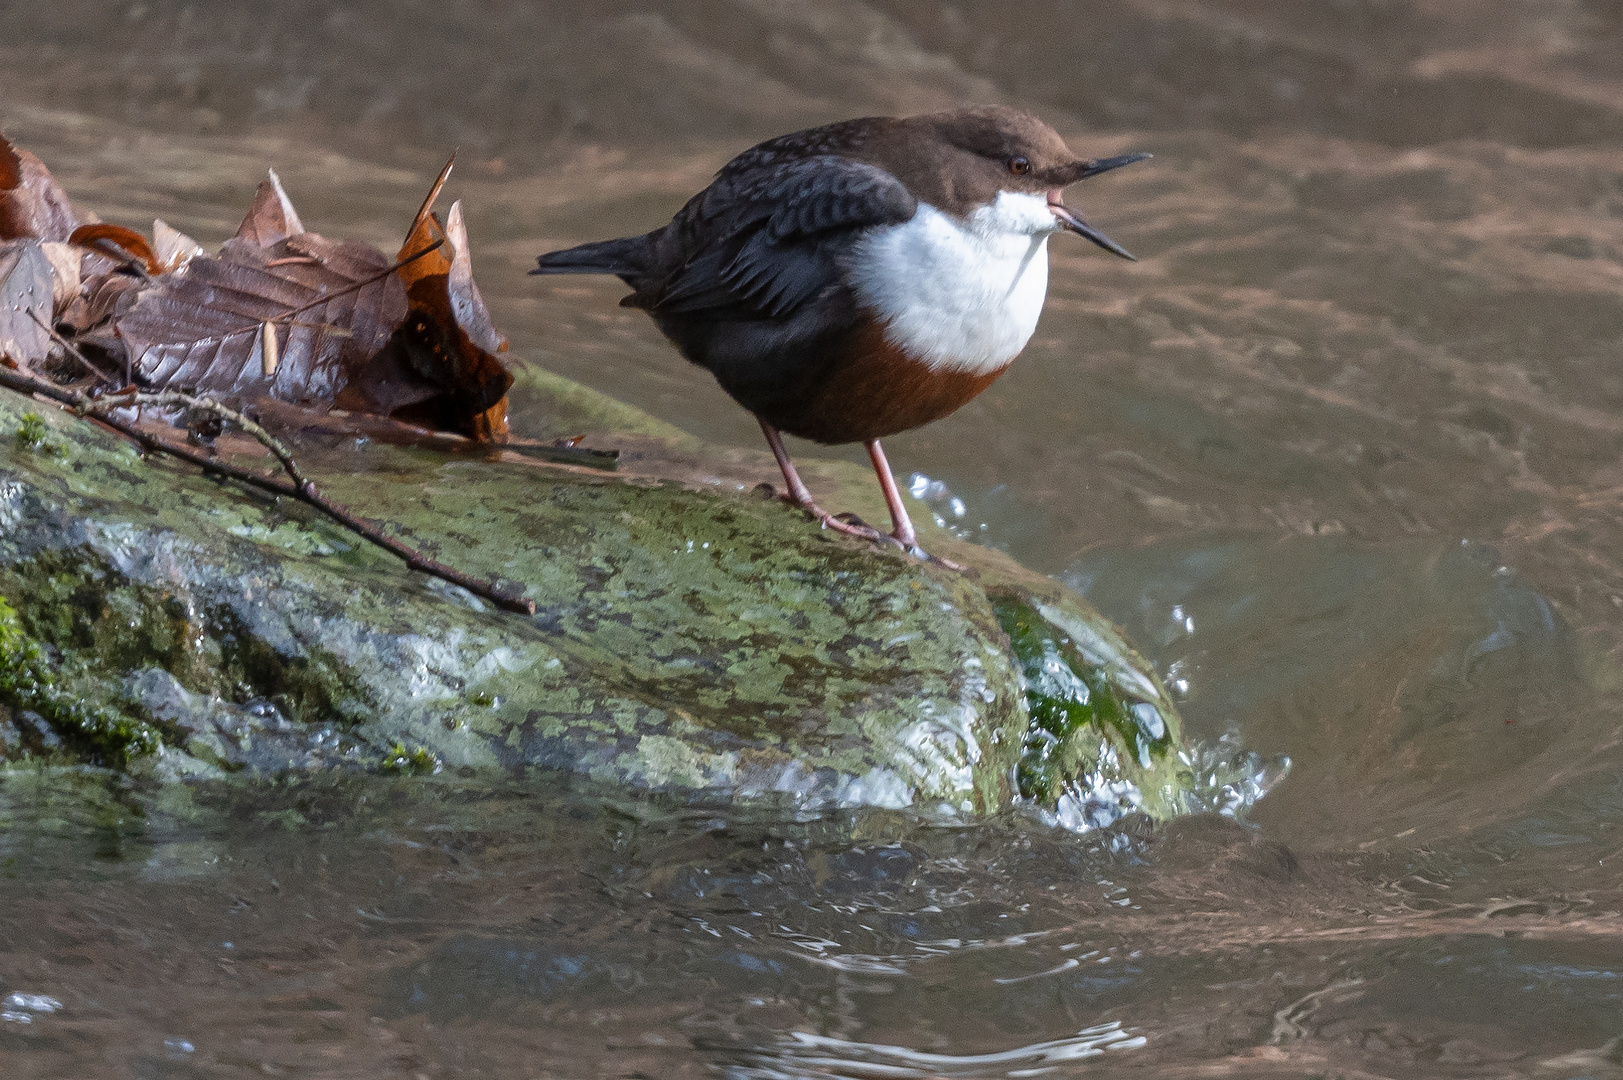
[[0, 374, 1188, 824]]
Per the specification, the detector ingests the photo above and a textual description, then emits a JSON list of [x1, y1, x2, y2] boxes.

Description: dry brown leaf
[[446, 200, 508, 356], [52, 155, 516, 441], [236, 169, 305, 248], [0, 135, 81, 242], [0, 241, 54, 366], [152, 219, 205, 273], [102, 232, 408, 407], [64, 273, 144, 342], [0, 137, 20, 191], [357, 193, 512, 439], [39, 241, 81, 312]]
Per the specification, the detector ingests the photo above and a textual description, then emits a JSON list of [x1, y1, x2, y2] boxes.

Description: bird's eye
[[1007, 156, 1031, 175]]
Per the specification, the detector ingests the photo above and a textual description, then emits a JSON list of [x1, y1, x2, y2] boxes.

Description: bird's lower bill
[[1047, 195, 1137, 261]]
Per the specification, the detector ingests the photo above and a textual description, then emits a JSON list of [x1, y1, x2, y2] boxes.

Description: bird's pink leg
[[865, 439, 917, 549], [869, 439, 962, 568], [757, 418, 884, 541]]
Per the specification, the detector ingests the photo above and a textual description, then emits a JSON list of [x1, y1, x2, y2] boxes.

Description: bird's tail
[[531, 235, 648, 276]]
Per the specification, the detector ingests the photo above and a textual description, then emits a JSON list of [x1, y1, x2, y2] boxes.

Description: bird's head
[[925, 105, 1148, 259]]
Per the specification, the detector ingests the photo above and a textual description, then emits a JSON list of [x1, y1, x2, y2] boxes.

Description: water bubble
[[1178, 735, 1291, 819], [1131, 702, 1167, 742], [905, 473, 985, 541]]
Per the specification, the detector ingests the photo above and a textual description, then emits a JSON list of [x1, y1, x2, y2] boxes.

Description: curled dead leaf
[[0, 136, 81, 243], [0, 136, 20, 191], [38, 241, 81, 312], [0, 241, 54, 366], [446, 200, 509, 356], [367, 185, 512, 440], [64, 272, 145, 343], [153, 219, 205, 273], [237, 169, 305, 248], [69, 223, 163, 276]]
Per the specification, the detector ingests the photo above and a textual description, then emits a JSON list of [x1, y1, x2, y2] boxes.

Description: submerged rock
[[0, 374, 1188, 823]]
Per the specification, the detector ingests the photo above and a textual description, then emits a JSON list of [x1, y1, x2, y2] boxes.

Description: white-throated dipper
[[533, 105, 1146, 556]]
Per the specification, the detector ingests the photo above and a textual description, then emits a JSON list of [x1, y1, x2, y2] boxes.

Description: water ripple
[[717, 1021, 1145, 1079]]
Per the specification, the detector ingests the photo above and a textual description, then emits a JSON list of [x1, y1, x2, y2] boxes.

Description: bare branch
[[0, 367, 536, 616], [80, 388, 309, 487], [26, 308, 115, 386]]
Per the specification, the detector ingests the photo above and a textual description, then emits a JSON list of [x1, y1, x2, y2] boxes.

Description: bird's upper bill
[[1046, 152, 1149, 261]]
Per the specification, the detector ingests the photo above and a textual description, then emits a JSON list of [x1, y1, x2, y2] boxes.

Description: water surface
[[4, 2, 1623, 1076]]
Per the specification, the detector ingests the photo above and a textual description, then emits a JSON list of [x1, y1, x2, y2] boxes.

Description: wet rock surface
[[0, 375, 1185, 820]]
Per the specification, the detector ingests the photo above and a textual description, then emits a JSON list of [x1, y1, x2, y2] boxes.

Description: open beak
[[1048, 201, 1137, 260], [1048, 151, 1150, 261]]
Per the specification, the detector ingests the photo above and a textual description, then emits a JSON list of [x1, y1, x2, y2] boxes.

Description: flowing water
[[5, 1, 1623, 1075]]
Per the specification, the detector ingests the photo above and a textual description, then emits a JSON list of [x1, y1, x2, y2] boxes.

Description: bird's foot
[[782, 497, 895, 546], [916, 548, 965, 572], [812, 507, 890, 544], [762, 483, 958, 565], [832, 514, 965, 568]]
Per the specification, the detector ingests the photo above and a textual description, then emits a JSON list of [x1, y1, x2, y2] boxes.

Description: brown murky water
[[5, 2, 1623, 1076]]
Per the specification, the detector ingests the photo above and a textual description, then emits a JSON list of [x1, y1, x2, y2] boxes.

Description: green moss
[[0, 596, 161, 765], [995, 598, 1174, 805], [0, 382, 1190, 816], [379, 742, 440, 776], [14, 411, 48, 449], [14, 411, 63, 457], [509, 365, 696, 444]]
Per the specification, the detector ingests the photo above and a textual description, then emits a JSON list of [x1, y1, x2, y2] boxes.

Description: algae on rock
[[0, 372, 1188, 824], [0, 575, 162, 765]]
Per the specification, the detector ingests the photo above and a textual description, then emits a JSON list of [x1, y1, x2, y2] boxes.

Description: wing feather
[[637, 155, 915, 320]]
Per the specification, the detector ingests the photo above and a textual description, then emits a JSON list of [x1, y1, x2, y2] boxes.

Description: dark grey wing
[[635, 155, 916, 321]]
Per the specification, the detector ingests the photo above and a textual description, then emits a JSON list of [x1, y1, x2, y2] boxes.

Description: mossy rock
[[0, 373, 1187, 823]]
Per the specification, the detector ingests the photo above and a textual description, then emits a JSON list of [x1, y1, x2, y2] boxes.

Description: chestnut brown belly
[[763, 320, 1013, 445]]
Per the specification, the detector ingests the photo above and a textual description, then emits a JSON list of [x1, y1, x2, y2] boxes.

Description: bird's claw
[[788, 500, 906, 548], [771, 492, 958, 567], [786, 497, 882, 541], [815, 509, 960, 566]]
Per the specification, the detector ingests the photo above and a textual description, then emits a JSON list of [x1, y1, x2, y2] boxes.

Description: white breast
[[846, 191, 1055, 375]]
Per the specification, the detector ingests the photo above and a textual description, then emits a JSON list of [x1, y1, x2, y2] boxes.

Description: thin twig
[[89, 390, 308, 484], [26, 308, 115, 386], [0, 366, 535, 616], [260, 239, 445, 328]]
